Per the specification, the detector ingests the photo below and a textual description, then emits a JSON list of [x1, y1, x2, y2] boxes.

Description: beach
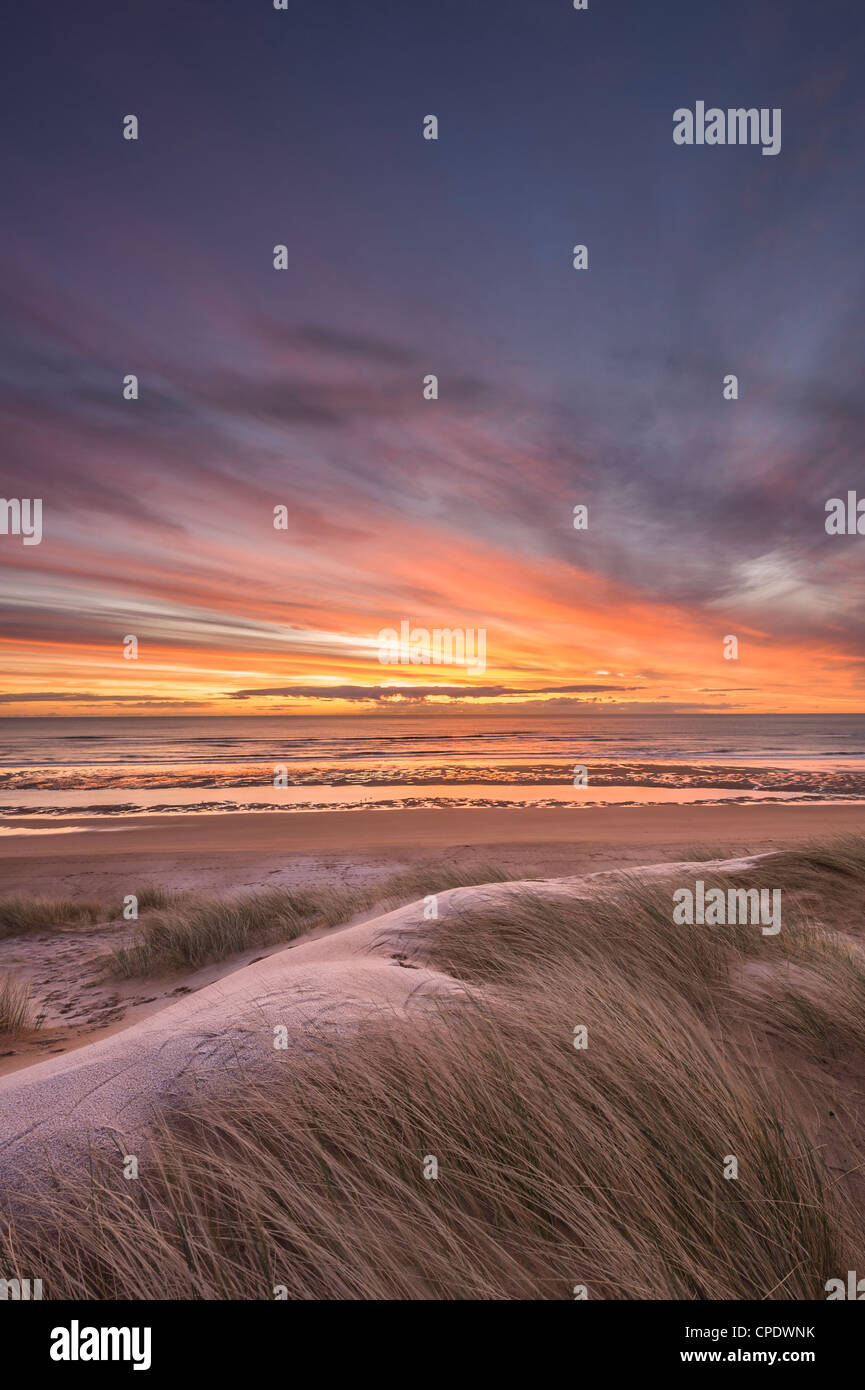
[[1, 802, 862, 891]]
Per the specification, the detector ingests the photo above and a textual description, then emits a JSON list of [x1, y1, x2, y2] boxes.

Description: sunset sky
[[1, 0, 863, 716]]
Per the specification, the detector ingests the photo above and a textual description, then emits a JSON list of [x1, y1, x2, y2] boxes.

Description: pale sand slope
[[0, 857, 767, 1195]]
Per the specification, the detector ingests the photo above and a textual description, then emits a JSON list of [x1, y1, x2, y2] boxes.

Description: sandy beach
[[2, 802, 863, 894]]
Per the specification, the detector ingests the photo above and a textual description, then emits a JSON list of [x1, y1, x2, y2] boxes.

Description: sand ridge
[[0, 857, 770, 1195]]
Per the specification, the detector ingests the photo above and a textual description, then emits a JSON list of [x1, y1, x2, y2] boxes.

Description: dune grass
[[132, 885, 178, 913], [110, 864, 509, 977], [0, 972, 39, 1035], [1, 844, 863, 1299], [0, 983, 839, 1299], [673, 842, 750, 862], [0, 895, 108, 939], [0, 885, 187, 941]]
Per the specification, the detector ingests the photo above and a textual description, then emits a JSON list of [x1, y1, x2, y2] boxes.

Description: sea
[[1, 712, 865, 818]]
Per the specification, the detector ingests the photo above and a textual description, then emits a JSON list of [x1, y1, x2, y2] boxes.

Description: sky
[[1, 0, 864, 717]]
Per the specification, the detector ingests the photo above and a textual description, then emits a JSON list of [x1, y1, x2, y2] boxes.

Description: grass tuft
[[0, 972, 38, 1035], [0, 896, 107, 939]]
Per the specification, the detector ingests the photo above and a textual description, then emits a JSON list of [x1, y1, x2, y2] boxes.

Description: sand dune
[[0, 888, 473, 1192], [0, 857, 768, 1195]]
